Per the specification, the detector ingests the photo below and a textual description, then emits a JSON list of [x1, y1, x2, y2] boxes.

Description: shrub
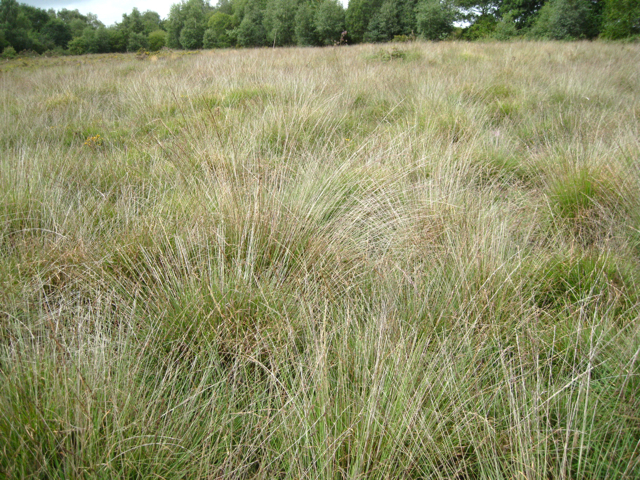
[[2, 46, 17, 58], [148, 30, 167, 51]]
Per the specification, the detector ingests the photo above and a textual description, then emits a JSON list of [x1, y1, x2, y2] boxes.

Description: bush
[[2, 46, 17, 59], [67, 36, 87, 55], [148, 30, 167, 51]]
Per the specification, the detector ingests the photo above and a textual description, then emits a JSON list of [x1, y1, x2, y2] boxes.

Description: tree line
[[1, 0, 638, 57]]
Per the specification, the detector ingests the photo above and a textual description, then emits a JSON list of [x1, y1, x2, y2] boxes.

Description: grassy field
[[1, 41, 639, 479]]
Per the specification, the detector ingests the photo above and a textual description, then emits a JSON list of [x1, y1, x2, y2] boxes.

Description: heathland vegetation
[[1, 41, 639, 478], [1, 0, 640, 58]]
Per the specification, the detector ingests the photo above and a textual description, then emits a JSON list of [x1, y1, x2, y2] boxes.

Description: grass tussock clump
[[1, 42, 640, 479]]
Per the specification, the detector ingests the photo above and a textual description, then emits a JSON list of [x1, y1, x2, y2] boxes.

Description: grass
[[1, 41, 640, 478]]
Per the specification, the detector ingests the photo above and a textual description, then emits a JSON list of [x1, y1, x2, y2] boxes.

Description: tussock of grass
[[1, 42, 640, 478]]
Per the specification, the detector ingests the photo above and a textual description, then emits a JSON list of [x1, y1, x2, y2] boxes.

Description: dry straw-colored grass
[[1, 41, 639, 478]]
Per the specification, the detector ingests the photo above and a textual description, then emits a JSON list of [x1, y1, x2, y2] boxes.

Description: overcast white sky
[[22, 0, 349, 28], [22, 0, 177, 26]]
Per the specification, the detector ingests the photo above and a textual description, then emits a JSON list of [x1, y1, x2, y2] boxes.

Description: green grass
[[1, 41, 640, 478]]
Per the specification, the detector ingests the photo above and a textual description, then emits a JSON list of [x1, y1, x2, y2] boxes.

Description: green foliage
[[148, 29, 167, 51], [500, 0, 546, 29], [127, 31, 149, 51], [235, 3, 267, 47], [108, 28, 126, 52], [166, 3, 185, 48], [294, 3, 318, 45], [314, 0, 345, 45], [87, 27, 110, 53], [530, 0, 595, 39], [365, 0, 401, 42], [67, 33, 87, 55], [346, 0, 383, 43], [463, 14, 497, 39], [41, 18, 72, 48], [415, 0, 455, 40], [1, 44, 15, 57], [0, 0, 19, 26], [180, 17, 203, 49], [601, 0, 640, 39], [178, 0, 209, 49], [264, 0, 297, 46], [494, 11, 518, 39], [141, 10, 163, 35], [204, 12, 235, 48]]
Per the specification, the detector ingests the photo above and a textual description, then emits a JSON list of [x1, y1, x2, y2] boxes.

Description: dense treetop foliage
[[0, 0, 638, 56]]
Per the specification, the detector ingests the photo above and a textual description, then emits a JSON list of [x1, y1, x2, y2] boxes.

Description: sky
[[22, 0, 176, 26], [22, 0, 350, 28]]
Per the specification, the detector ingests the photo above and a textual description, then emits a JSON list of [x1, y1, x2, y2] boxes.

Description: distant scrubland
[[1, 42, 639, 478]]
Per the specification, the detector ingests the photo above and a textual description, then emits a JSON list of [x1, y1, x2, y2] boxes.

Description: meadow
[[1, 41, 639, 478]]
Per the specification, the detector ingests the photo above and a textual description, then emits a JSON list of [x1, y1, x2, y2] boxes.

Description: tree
[[601, 0, 640, 38], [456, 0, 499, 18], [294, 3, 318, 45], [346, 0, 383, 43], [530, 0, 601, 38], [20, 4, 50, 31], [5, 10, 32, 51], [235, 1, 267, 47], [398, 0, 418, 35], [42, 17, 72, 48], [167, 3, 185, 48], [216, 0, 235, 15], [314, 0, 345, 45], [108, 28, 126, 52], [264, 0, 297, 46], [68, 32, 88, 54], [365, 0, 401, 42], [180, 17, 203, 48], [499, 0, 545, 29], [68, 18, 88, 37], [0, 0, 19, 27], [415, 0, 456, 40], [177, 0, 209, 49], [141, 11, 162, 35], [494, 10, 518, 38], [121, 8, 145, 36], [463, 13, 497, 39], [203, 11, 235, 47], [128, 31, 149, 51], [88, 26, 110, 53]]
